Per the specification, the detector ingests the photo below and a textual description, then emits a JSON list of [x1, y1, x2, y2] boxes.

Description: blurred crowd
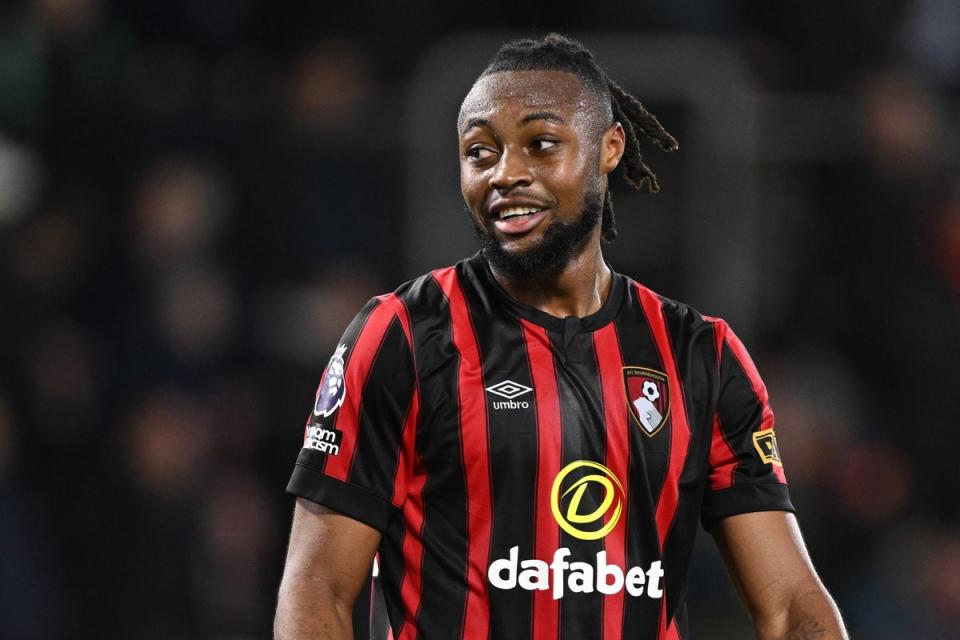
[[0, 1, 957, 639]]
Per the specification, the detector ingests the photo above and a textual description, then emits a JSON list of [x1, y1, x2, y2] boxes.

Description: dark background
[[0, 0, 958, 638]]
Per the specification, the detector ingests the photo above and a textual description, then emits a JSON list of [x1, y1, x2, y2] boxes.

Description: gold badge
[[752, 429, 782, 466]]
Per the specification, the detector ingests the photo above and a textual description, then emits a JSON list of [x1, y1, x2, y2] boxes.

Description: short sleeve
[[701, 320, 794, 529], [286, 294, 418, 533]]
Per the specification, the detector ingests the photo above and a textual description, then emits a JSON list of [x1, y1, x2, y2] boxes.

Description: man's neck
[[489, 238, 612, 319]]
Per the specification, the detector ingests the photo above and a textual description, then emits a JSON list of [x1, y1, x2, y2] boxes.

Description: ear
[[599, 122, 626, 175]]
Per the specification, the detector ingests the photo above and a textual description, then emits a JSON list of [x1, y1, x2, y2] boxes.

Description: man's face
[[458, 70, 623, 276]]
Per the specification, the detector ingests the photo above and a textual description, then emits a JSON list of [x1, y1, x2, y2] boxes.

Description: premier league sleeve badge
[[313, 343, 349, 418]]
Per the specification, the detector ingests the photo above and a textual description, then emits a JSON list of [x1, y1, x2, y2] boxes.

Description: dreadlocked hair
[[481, 33, 678, 241]]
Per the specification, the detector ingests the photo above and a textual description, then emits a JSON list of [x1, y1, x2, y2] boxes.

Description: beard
[[472, 188, 603, 281]]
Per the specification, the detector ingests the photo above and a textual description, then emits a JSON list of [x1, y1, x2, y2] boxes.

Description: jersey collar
[[468, 251, 626, 334]]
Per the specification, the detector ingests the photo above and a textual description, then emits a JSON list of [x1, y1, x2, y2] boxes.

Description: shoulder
[[381, 255, 479, 314], [621, 274, 727, 344], [338, 265, 459, 348], [622, 280, 770, 389]]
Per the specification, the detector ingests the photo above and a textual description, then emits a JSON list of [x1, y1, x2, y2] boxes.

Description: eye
[[465, 145, 496, 161], [531, 138, 558, 152]]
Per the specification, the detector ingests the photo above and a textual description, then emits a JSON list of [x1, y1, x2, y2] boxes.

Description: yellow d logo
[[551, 460, 624, 540]]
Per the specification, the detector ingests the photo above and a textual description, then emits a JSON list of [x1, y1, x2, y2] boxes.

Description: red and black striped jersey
[[287, 253, 793, 640]]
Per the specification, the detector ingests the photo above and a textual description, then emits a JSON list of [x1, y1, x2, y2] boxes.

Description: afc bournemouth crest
[[313, 344, 348, 418], [624, 367, 670, 436]]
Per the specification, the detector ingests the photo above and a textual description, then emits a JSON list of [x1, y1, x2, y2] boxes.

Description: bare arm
[[274, 498, 382, 640], [711, 511, 848, 640]]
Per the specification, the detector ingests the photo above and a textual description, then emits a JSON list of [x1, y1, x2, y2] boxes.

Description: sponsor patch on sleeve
[[752, 428, 782, 466]]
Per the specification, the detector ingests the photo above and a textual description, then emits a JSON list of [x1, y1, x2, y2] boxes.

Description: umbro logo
[[486, 380, 532, 399], [486, 380, 533, 410]]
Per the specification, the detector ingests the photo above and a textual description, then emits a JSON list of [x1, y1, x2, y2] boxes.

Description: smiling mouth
[[492, 207, 550, 235], [497, 205, 547, 220]]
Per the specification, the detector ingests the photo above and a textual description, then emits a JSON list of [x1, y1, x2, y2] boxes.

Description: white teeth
[[500, 206, 544, 219]]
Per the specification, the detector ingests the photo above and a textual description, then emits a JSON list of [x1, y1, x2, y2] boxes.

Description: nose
[[489, 147, 533, 192]]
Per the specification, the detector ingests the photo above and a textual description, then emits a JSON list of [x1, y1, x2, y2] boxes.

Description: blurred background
[[0, 0, 958, 638]]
